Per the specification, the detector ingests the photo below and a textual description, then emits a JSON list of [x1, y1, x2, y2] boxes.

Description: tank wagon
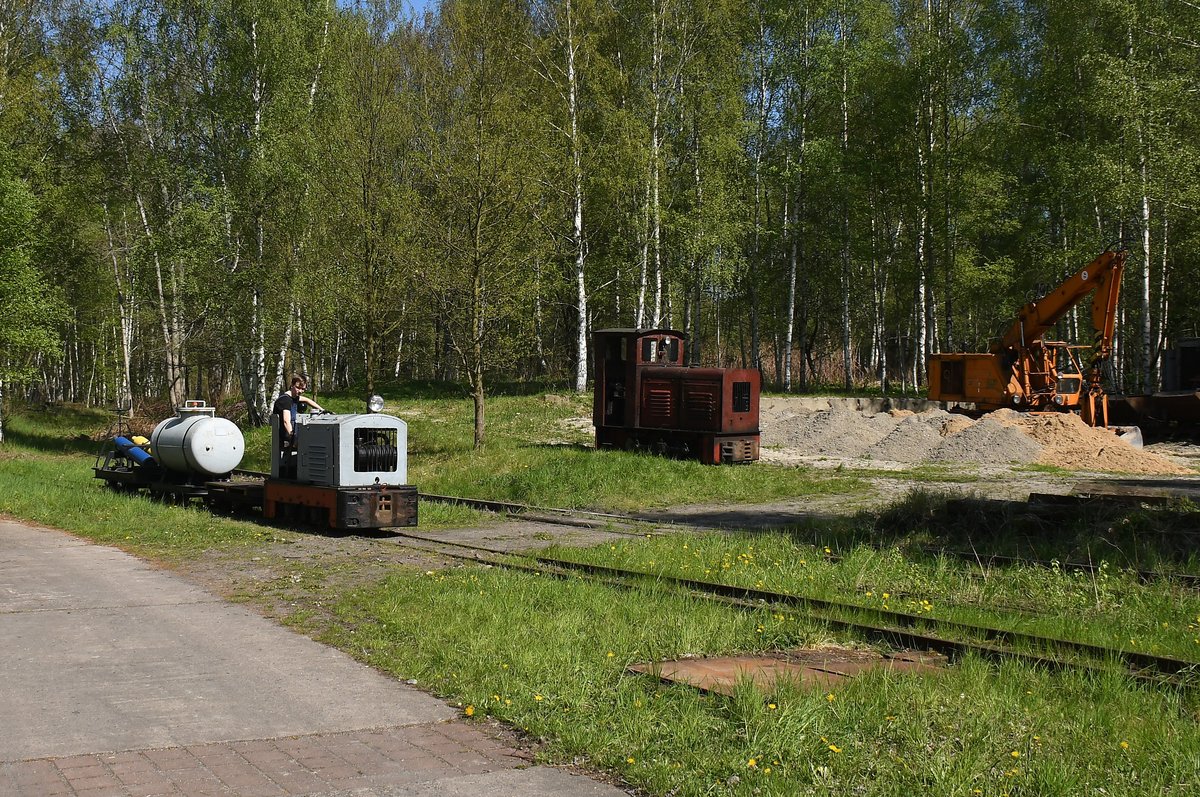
[[94, 399, 417, 530], [592, 328, 761, 464]]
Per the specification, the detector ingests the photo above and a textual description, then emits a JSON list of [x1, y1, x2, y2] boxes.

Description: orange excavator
[[928, 249, 1126, 427]]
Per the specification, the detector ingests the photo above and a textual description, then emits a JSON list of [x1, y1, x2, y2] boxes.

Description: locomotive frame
[[592, 328, 761, 464]]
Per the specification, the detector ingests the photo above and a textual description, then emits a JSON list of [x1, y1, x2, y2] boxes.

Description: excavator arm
[[995, 249, 1126, 356]]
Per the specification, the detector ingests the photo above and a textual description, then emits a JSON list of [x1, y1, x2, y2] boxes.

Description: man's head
[[289, 375, 308, 395]]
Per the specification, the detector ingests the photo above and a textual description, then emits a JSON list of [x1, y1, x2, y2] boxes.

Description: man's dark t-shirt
[[274, 392, 299, 443]]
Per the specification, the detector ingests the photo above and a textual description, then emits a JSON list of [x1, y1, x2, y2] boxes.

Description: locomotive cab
[[593, 328, 760, 464]]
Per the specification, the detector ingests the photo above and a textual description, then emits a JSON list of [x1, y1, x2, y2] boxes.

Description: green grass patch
[[0, 450, 272, 558], [848, 463, 983, 483], [330, 562, 1200, 796], [544, 532, 1200, 662]]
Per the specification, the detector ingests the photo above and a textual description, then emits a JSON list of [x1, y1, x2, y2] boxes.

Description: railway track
[[230, 481, 1200, 683], [387, 528, 1200, 688], [421, 491, 1200, 602], [420, 492, 1200, 589]]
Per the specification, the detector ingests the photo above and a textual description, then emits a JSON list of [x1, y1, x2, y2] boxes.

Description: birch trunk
[[915, 103, 930, 386], [749, 12, 767, 372], [103, 204, 135, 415], [784, 180, 796, 391], [566, 0, 588, 392], [135, 192, 185, 408], [650, 0, 663, 327], [839, 3, 851, 390], [1140, 150, 1153, 392], [250, 18, 272, 422], [1156, 215, 1169, 367]]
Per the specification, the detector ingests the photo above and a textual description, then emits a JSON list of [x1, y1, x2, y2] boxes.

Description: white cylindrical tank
[[150, 403, 244, 476]]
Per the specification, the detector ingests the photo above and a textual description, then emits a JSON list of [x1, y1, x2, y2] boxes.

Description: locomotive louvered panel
[[680, 380, 721, 430], [640, 379, 677, 427], [307, 445, 329, 472]]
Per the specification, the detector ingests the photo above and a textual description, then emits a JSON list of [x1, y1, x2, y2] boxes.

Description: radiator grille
[[685, 391, 717, 415], [645, 388, 673, 423], [354, 428, 398, 472], [307, 445, 329, 472]]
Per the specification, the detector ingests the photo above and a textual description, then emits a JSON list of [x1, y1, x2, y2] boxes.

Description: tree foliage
[[4, 0, 1200, 441]]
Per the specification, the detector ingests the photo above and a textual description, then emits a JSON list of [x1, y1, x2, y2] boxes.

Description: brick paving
[[0, 722, 531, 797]]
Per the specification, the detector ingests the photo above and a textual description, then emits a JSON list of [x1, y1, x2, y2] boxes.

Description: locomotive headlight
[[1054, 394, 1065, 406], [367, 394, 385, 413]]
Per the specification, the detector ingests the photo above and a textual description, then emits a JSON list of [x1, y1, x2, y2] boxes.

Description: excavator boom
[[996, 250, 1126, 357]]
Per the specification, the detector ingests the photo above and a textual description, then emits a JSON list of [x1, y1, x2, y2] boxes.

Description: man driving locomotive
[[274, 375, 325, 475]]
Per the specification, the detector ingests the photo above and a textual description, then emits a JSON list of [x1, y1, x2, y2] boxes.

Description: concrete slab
[[629, 649, 946, 696]]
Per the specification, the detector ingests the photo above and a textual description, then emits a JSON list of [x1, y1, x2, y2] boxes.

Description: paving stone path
[[0, 519, 626, 797]]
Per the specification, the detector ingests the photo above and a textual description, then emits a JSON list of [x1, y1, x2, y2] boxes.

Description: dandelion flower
[[1120, 741, 1129, 750], [607, 651, 615, 658], [767, 703, 777, 710], [1010, 751, 1020, 758], [535, 694, 544, 701], [828, 745, 842, 753], [626, 757, 635, 764], [747, 758, 757, 768], [464, 705, 475, 717], [764, 767, 772, 774], [826, 693, 836, 702]]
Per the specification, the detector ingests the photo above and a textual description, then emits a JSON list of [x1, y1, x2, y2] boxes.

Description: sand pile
[[764, 407, 899, 458], [762, 403, 1190, 475]]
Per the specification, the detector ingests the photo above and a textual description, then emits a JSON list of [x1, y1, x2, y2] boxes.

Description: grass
[[330, 562, 1200, 796], [4, 394, 1200, 795], [542, 531, 1200, 661]]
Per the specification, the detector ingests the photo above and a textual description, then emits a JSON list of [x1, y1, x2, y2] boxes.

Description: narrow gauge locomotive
[[94, 399, 417, 530], [592, 328, 760, 464]]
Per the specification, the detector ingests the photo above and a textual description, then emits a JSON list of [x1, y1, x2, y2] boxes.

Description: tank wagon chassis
[[94, 400, 417, 531]]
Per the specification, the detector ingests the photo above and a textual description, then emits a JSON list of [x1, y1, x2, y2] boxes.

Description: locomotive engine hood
[[282, 412, 408, 487]]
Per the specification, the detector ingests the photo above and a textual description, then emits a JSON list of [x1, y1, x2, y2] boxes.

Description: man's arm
[[299, 396, 325, 413]]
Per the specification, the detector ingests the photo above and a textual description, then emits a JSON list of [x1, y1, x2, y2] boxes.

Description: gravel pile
[[930, 417, 1043, 465], [764, 407, 898, 458], [760, 400, 1190, 475]]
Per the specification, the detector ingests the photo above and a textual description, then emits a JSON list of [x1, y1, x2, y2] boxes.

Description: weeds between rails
[[386, 528, 1200, 688]]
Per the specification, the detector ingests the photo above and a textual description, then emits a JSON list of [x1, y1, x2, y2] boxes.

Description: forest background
[[0, 0, 1197, 446]]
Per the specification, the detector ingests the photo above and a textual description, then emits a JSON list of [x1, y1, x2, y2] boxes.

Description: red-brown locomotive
[[592, 328, 760, 464]]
